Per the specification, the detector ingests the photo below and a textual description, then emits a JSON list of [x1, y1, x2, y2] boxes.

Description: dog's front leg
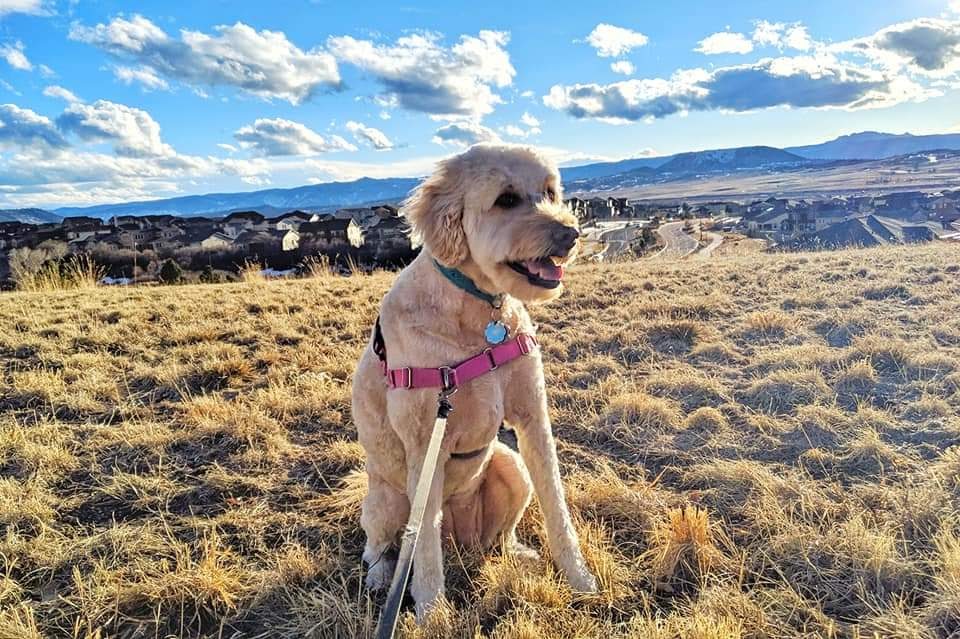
[[513, 378, 598, 593], [390, 393, 449, 620], [405, 442, 448, 619]]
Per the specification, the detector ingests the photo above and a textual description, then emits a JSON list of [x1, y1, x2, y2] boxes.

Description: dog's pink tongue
[[523, 258, 564, 281]]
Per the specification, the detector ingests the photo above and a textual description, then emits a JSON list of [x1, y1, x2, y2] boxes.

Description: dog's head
[[404, 144, 579, 303]]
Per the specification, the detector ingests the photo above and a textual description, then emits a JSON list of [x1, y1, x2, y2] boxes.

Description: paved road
[[652, 221, 699, 259], [695, 231, 724, 258], [582, 220, 645, 261]]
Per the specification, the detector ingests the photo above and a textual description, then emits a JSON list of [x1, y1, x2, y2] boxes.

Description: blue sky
[[1, 0, 959, 209]]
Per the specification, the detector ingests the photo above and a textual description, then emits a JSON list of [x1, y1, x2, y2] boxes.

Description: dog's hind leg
[[361, 474, 409, 590], [478, 442, 536, 558]]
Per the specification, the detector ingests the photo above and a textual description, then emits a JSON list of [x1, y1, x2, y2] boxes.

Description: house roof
[[223, 211, 265, 223], [299, 219, 354, 233]]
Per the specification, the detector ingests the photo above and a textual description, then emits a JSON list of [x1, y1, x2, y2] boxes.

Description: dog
[[351, 143, 598, 619]]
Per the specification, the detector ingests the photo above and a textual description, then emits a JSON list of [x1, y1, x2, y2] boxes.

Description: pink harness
[[372, 317, 538, 391]]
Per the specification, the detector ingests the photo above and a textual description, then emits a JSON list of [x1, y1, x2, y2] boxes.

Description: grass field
[[2, 244, 960, 638]]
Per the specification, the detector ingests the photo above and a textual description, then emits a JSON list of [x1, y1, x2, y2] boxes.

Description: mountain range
[[4, 131, 960, 223]]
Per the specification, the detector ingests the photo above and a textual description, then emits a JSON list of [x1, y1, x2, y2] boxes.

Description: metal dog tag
[[484, 320, 508, 345]]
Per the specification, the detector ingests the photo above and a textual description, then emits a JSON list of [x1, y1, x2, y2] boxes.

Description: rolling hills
[[4, 131, 960, 223]]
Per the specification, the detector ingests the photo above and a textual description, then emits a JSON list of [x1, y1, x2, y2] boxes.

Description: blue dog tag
[[484, 320, 508, 344]]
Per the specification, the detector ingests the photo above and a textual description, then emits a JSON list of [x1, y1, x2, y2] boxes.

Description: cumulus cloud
[[234, 118, 357, 156], [42, 85, 80, 103], [502, 111, 542, 138], [0, 0, 46, 16], [328, 30, 514, 119], [432, 121, 501, 147], [114, 65, 170, 91], [696, 31, 754, 55], [345, 120, 393, 150], [544, 55, 931, 123], [585, 24, 649, 57], [520, 112, 540, 128], [1, 41, 31, 70], [57, 99, 174, 157], [751, 21, 815, 51], [610, 60, 635, 75], [0, 103, 67, 149], [70, 14, 340, 104], [841, 18, 960, 77]]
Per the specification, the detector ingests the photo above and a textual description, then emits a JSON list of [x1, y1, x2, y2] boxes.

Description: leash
[[375, 388, 455, 639]]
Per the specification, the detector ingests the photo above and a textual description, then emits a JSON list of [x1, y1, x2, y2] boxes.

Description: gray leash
[[374, 390, 454, 639]]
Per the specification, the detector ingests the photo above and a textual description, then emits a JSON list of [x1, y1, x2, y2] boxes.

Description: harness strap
[[371, 315, 537, 391]]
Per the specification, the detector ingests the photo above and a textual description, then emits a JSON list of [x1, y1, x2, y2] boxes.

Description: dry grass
[[1, 243, 959, 637]]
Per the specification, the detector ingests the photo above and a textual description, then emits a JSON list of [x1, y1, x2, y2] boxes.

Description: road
[[581, 220, 646, 261], [652, 221, 699, 259], [695, 231, 724, 258]]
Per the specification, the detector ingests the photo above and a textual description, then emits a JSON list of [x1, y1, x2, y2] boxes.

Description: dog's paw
[[566, 568, 599, 594], [364, 557, 396, 591], [505, 540, 541, 564], [414, 593, 445, 623]]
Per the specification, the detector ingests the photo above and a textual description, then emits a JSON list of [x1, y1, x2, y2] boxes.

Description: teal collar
[[433, 259, 502, 308]]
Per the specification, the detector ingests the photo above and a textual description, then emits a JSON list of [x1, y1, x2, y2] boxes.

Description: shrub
[[159, 259, 183, 284]]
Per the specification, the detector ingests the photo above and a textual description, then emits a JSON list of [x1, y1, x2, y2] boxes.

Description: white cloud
[[544, 54, 933, 123], [345, 120, 393, 150], [38, 63, 54, 77], [217, 143, 237, 153], [306, 154, 444, 182], [783, 25, 814, 52], [57, 99, 175, 158], [610, 60, 635, 75], [432, 121, 501, 147], [694, 31, 753, 55], [752, 20, 784, 47], [234, 118, 358, 156], [751, 21, 816, 52], [0, 0, 46, 17], [70, 15, 340, 104], [502, 112, 542, 139], [42, 85, 80, 103], [114, 65, 169, 91], [0, 103, 67, 149], [951, 0, 960, 14], [696, 31, 754, 55], [585, 23, 649, 57], [839, 17, 960, 77], [520, 112, 540, 128], [328, 30, 515, 119], [1, 41, 31, 70]]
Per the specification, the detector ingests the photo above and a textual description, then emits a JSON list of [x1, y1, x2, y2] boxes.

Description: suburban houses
[[567, 189, 960, 249], [2, 188, 959, 285], [0, 205, 414, 285]]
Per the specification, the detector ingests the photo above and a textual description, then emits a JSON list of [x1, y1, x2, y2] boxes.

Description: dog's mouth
[[505, 256, 566, 289]]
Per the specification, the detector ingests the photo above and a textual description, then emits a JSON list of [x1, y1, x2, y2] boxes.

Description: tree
[[159, 258, 182, 284]]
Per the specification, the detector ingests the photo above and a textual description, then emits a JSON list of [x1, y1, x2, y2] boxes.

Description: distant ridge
[[0, 208, 62, 224], [52, 176, 421, 220], [3, 131, 958, 222], [785, 131, 960, 161]]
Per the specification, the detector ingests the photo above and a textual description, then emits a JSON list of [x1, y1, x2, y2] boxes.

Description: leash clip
[[438, 366, 458, 397]]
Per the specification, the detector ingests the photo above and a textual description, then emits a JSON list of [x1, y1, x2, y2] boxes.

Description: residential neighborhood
[[567, 189, 960, 250], [0, 205, 414, 286]]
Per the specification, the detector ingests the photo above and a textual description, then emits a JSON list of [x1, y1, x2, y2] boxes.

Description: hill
[[52, 176, 421, 219], [2, 244, 958, 637], [656, 146, 809, 174], [0, 208, 62, 224], [787, 131, 960, 160]]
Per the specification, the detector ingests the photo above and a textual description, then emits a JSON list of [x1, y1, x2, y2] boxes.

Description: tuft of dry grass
[[644, 505, 729, 593]]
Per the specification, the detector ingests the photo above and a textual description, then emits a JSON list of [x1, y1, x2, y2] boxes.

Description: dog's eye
[[495, 192, 522, 209], [545, 188, 557, 202]]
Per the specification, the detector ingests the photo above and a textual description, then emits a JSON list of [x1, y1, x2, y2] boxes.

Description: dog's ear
[[404, 157, 468, 267]]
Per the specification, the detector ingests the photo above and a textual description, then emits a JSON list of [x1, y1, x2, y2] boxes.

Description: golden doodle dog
[[351, 143, 598, 618]]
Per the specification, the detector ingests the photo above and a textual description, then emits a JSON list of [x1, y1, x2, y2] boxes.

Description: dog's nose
[[552, 225, 580, 254]]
